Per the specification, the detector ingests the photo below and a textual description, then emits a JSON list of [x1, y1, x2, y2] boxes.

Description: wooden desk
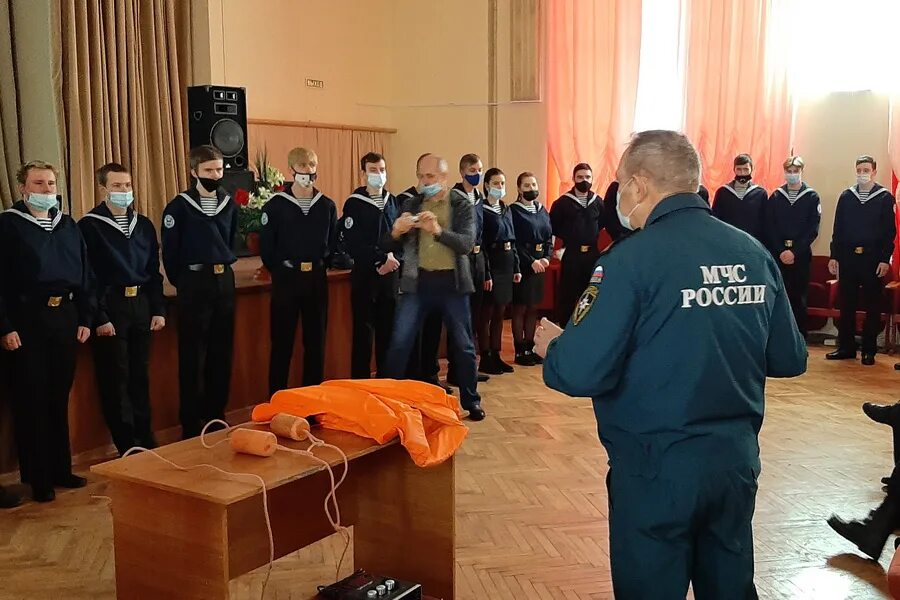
[[91, 426, 455, 600]]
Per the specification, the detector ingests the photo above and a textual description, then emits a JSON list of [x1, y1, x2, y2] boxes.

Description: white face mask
[[367, 172, 387, 189], [294, 172, 316, 187], [857, 173, 872, 186]]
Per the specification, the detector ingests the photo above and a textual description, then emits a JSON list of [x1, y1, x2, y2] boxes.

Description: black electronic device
[[317, 570, 422, 600], [187, 84, 248, 170]]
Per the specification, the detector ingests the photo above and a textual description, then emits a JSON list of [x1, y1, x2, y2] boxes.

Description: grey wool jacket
[[382, 187, 476, 294]]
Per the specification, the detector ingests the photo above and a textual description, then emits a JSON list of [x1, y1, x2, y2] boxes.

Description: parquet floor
[[0, 343, 898, 599]]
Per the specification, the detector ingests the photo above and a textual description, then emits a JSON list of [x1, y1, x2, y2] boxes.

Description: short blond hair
[[783, 156, 804, 170], [16, 160, 58, 185], [288, 147, 318, 169]]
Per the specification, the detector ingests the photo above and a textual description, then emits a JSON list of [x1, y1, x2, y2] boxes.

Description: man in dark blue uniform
[[161, 145, 238, 438], [712, 153, 768, 244], [825, 155, 896, 366], [535, 130, 807, 598], [80, 163, 166, 455]]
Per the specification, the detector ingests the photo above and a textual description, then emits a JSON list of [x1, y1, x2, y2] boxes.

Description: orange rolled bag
[[251, 379, 468, 467]]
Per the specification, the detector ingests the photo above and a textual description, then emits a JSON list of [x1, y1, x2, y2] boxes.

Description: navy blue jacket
[[160, 188, 237, 288], [481, 201, 520, 278], [764, 184, 821, 260], [79, 203, 165, 324], [712, 181, 768, 242], [544, 194, 807, 476], [511, 201, 553, 267], [604, 182, 709, 242], [549, 188, 604, 248], [337, 186, 399, 271], [0, 202, 95, 333], [259, 187, 338, 272], [453, 183, 484, 247], [829, 184, 896, 263]]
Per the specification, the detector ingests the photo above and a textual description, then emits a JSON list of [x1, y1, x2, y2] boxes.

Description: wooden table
[[91, 425, 455, 600]]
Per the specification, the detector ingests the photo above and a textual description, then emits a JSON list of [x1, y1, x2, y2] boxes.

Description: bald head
[[416, 154, 449, 193], [615, 130, 702, 229]]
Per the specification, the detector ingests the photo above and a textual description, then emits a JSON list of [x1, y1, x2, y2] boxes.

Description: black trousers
[[350, 268, 397, 379], [423, 252, 485, 380], [269, 266, 328, 394], [177, 267, 235, 438], [91, 292, 154, 455], [558, 248, 599, 326], [777, 256, 811, 338], [11, 300, 78, 490], [837, 253, 884, 354]]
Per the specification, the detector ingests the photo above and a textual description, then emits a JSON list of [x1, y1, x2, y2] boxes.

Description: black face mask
[[575, 180, 592, 193], [522, 190, 539, 202], [197, 177, 221, 193], [735, 175, 751, 185]]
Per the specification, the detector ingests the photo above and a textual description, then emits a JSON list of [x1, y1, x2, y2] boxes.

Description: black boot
[[826, 349, 857, 360], [862, 352, 876, 366], [827, 497, 900, 560], [462, 401, 486, 421], [494, 349, 514, 373], [479, 350, 504, 375], [863, 402, 900, 427], [514, 342, 535, 366], [0, 486, 21, 509], [54, 473, 87, 489]]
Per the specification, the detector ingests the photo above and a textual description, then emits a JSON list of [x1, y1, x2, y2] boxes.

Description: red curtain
[[545, 0, 642, 205]]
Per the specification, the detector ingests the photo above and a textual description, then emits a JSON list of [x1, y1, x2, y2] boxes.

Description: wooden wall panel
[[510, 0, 541, 102]]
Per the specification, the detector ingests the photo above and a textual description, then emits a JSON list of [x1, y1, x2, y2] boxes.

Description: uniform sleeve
[[160, 203, 181, 288], [0, 218, 15, 336], [829, 195, 844, 259], [259, 203, 277, 271], [74, 228, 97, 329], [712, 189, 726, 218], [515, 237, 535, 271], [228, 201, 239, 250], [542, 258, 639, 397], [763, 193, 780, 255], [146, 222, 166, 318], [549, 200, 564, 241], [879, 193, 896, 264], [799, 192, 821, 254], [326, 201, 341, 268], [603, 183, 624, 241], [765, 279, 808, 377], [78, 221, 110, 327]]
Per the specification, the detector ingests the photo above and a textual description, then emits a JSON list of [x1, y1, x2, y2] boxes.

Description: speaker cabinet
[[187, 85, 248, 170]]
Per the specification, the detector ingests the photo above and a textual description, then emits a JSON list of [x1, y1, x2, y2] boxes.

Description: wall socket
[[305, 78, 325, 89]]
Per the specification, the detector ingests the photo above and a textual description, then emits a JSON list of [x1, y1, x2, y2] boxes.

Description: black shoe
[[32, 487, 56, 503], [827, 514, 891, 560], [863, 402, 900, 426], [54, 474, 87, 489], [895, 362, 900, 371], [826, 349, 857, 360], [530, 351, 543, 365], [463, 402, 486, 421], [478, 351, 504, 375], [477, 373, 490, 383], [495, 352, 514, 373], [862, 353, 876, 366], [515, 352, 535, 367], [0, 486, 21, 509]]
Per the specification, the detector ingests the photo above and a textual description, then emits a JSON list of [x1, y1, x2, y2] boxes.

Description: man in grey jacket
[[382, 155, 484, 420]]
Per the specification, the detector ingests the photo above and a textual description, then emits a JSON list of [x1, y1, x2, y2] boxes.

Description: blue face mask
[[488, 186, 505, 200], [421, 182, 443, 198], [109, 191, 134, 208], [785, 173, 801, 186], [616, 182, 639, 231], [26, 193, 58, 211], [367, 172, 387, 189], [465, 173, 482, 187]]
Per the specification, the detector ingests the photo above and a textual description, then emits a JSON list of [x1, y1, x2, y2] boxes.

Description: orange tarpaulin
[[251, 379, 468, 468]]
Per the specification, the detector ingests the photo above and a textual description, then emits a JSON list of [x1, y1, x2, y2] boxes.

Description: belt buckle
[[473, 245, 481, 254], [503, 242, 511, 251], [47, 296, 62, 308], [124, 286, 138, 298], [784, 240, 793, 248], [854, 247, 864, 255], [580, 245, 590, 253], [535, 243, 543, 252], [213, 264, 225, 274], [300, 262, 313, 272]]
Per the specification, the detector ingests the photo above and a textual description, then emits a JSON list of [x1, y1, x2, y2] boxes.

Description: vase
[[245, 232, 261, 256]]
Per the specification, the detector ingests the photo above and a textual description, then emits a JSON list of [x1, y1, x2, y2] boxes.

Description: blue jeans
[[384, 272, 481, 407]]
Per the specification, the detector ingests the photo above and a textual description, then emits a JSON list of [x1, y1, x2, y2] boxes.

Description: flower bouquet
[[237, 149, 284, 256]]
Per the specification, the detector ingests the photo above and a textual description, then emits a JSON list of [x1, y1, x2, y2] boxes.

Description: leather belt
[[29, 292, 73, 308], [188, 263, 227, 274], [283, 260, 319, 272]]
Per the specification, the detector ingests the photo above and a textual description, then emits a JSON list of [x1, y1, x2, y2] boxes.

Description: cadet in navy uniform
[[550, 163, 605, 326], [764, 156, 821, 338], [421, 154, 491, 387], [338, 152, 400, 378], [510, 171, 552, 366], [712, 153, 768, 243], [79, 163, 166, 455], [0, 161, 94, 503], [260, 146, 337, 392], [536, 131, 807, 598], [478, 168, 521, 374], [826, 155, 896, 366], [161, 145, 238, 439]]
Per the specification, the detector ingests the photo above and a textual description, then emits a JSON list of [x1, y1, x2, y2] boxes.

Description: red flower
[[234, 188, 250, 206]]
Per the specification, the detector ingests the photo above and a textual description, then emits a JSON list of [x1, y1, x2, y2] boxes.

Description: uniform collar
[[6, 201, 63, 231], [348, 186, 391, 209], [563, 188, 598, 206], [645, 193, 710, 227], [180, 187, 231, 215], [83, 202, 138, 236], [453, 182, 482, 204]]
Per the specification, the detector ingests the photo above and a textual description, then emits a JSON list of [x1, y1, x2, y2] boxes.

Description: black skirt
[[513, 269, 545, 306], [485, 244, 515, 305]]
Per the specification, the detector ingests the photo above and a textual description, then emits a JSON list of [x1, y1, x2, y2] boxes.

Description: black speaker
[[187, 85, 248, 170]]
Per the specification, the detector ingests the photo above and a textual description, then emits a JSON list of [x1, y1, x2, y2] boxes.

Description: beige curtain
[[0, 1, 22, 208], [247, 122, 392, 214], [59, 0, 192, 224]]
